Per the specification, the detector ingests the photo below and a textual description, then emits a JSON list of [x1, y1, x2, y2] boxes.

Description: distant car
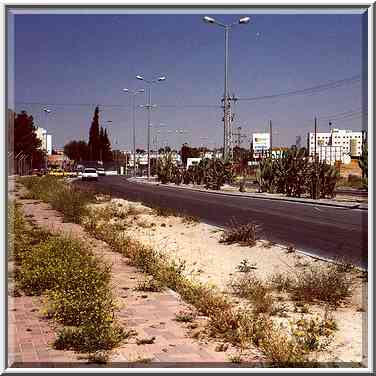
[[104, 169, 118, 176], [82, 168, 98, 181], [49, 169, 65, 177], [97, 167, 105, 176], [67, 171, 78, 177]]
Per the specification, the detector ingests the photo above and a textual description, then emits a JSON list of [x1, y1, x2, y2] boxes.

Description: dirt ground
[[89, 197, 368, 366]]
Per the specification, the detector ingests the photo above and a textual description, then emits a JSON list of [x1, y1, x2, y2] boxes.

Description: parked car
[[97, 167, 106, 176], [82, 168, 98, 181]]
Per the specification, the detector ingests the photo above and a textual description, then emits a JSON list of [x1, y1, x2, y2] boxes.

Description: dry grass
[[175, 309, 197, 323], [73, 194, 345, 365], [136, 336, 156, 345], [181, 215, 200, 225], [135, 277, 164, 292], [220, 222, 260, 247], [230, 272, 274, 315], [269, 263, 352, 307]]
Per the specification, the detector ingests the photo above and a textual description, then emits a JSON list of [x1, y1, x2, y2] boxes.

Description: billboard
[[252, 133, 270, 152]]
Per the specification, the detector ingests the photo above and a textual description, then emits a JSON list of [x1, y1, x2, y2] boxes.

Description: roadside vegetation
[[16, 177, 360, 366], [9, 200, 126, 357], [20, 175, 95, 223], [81, 202, 345, 366]]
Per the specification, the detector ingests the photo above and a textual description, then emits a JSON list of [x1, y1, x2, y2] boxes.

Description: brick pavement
[[8, 192, 265, 368]]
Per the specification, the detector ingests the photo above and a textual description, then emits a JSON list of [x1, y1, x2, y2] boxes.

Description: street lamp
[[136, 74, 167, 180], [122, 88, 145, 177], [42, 107, 52, 170], [203, 15, 251, 160]]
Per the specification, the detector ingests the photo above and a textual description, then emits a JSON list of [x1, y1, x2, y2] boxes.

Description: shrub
[[181, 215, 200, 224], [20, 176, 95, 223], [15, 225, 124, 353], [292, 264, 352, 306], [220, 222, 260, 247], [54, 323, 125, 352], [236, 259, 257, 273], [175, 310, 197, 323], [269, 273, 294, 292], [230, 272, 274, 314], [135, 277, 164, 292]]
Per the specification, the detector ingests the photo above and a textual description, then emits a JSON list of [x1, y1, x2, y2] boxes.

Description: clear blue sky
[[10, 11, 367, 150]]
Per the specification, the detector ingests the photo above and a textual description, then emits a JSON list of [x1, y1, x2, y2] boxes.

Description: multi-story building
[[307, 128, 363, 164], [35, 127, 52, 155]]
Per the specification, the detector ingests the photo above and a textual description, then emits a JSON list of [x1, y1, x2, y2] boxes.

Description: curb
[[128, 178, 368, 211]]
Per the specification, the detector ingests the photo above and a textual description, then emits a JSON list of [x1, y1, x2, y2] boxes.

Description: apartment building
[[307, 128, 363, 164]]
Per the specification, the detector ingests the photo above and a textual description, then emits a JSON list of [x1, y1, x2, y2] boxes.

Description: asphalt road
[[76, 176, 368, 269]]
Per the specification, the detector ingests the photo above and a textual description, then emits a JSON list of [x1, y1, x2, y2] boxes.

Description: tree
[[12, 110, 45, 169], [180, 144, 201, 167], [64, 140, 89, 162], [102, 128, 112, 162], [13, 110, 41, 156], [88, 106, 100, 161]]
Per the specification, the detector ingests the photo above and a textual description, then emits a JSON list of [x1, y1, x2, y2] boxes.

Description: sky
[[9, 9, 367, 151]]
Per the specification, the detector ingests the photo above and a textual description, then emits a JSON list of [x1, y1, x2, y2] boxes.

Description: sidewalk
[[9, 189, 263, 367], [128, 177, 368, 211]]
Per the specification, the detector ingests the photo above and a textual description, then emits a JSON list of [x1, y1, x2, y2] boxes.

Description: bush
[[54, 323, 125, 353], [20, 176, 94, 223], [220, 222, 260, 247], [136, 277, 164, 292], [15, 226, 124, 353], [270, 265, 352, 307], [230, 272, 274, 314], [292, 264, 352, 307]]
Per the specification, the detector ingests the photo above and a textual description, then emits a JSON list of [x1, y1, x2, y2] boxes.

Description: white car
[[104, 169, 118, 176], [97, 167, 106, 176], [82, 168, 98, 181]]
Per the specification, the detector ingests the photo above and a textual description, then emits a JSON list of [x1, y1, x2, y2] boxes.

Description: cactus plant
[[358, 144, 368, 190], [157, 152, 175, 184], [256, 158, 275, 193]]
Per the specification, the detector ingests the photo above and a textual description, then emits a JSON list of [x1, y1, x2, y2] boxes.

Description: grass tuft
[[220, 221, 260, 247]]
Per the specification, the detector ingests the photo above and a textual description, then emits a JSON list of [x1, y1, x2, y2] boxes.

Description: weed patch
[[20, 176, 95, 223], [220, 221, 260, 247], [230, 272, 274, 314], [12, 205, 125, 353]]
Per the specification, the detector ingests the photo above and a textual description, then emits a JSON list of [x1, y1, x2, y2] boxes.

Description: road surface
[[76, 176, 368, 268]]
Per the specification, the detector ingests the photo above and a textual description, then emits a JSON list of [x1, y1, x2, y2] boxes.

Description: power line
[[15, 102, 130, 108], [15, 74, 362, 110], [236, 74, 361, 102]]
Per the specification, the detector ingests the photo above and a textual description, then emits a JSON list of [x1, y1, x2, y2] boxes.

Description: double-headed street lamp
[[203, 16, 250, 160], [122, 88, 145, 177], [136, 74, 166, 180], [42, 107, 52, 169]]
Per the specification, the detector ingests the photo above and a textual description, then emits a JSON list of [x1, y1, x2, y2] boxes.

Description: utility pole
[[269, 120, 273, 158], [314, 116, 319, 199], [233, 126, 247, 148]]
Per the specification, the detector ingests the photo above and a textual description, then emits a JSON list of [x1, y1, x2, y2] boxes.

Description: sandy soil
[[88, 197, 368, 366]]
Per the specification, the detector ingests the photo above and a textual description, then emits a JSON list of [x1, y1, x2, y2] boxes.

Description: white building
[[308, 128, 362, 157], [35, 127, 52, 155]]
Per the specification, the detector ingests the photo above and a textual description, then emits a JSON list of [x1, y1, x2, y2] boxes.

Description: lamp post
[[42, 107, 51, 170], [122, 88, 145, 177], [151, 123, 167, 170], [203, 16, 250, 160], [136, 74, 167, 180]]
